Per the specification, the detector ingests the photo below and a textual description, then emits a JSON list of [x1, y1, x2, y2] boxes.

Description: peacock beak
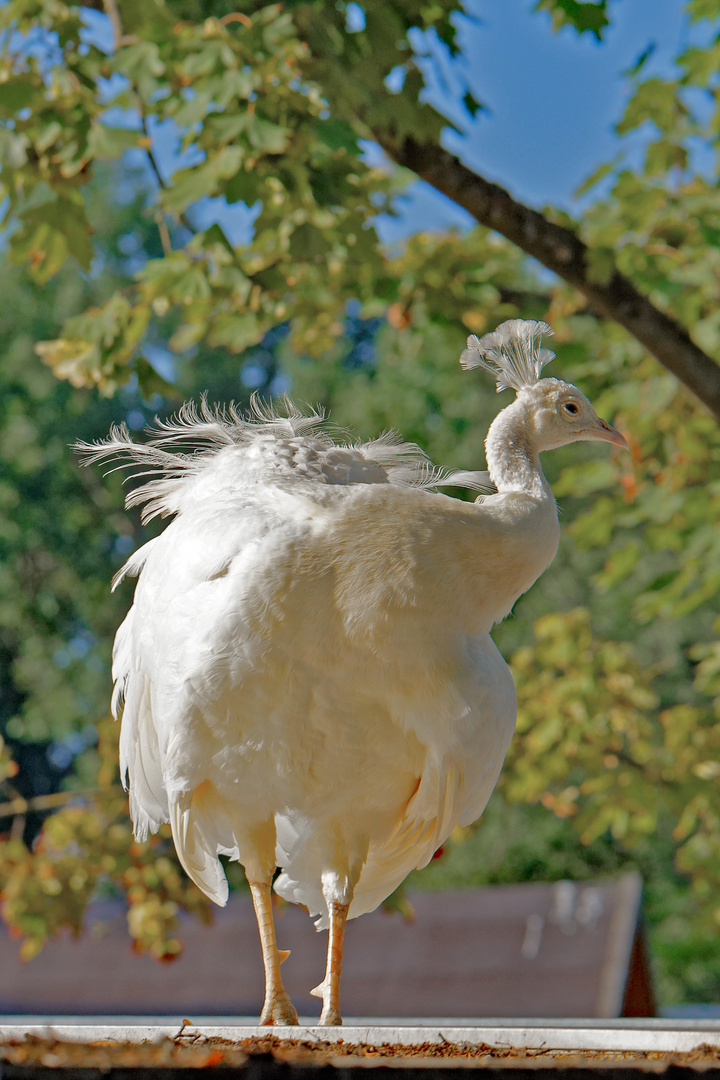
[[590, 417, 629, 450]]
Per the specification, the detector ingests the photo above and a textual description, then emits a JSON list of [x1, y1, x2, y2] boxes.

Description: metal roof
[[0, 874, 652, 1019]]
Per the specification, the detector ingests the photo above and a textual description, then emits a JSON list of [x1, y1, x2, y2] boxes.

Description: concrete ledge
[[3, 1019, 720, 1053]]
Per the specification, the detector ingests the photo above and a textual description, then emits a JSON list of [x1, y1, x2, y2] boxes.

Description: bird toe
[[259, 991, 299, 1026]]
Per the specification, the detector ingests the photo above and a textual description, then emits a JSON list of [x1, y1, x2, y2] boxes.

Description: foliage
[[534, 0, 610, 39], [0, 0, 397, 393], [0, 0, 720, 1009], [0, 724, 213, 962], [0, 168, 228, 958]]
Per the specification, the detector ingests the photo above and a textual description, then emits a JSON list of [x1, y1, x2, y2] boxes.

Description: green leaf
[[618, 78, 684, 136], [687, 0, 720, 21], [10, 222, 69, 282], [172, 92, 215, 128], [207, 312, 261, 351], [680, 44, 720, 85], [534, 0, 609, 39], [168, 321, 208, 353], [0, 75, 44, 114], [315, 119, 358, 153], [26, 197, 93, 270], [201, 223, 235, 257], [645, 138, 688, 176], [215, 70, 257, 103], [161, 147, 245, 213], [205, 114, 251, 144], [699, 223, 720, 248], [288, 222, 328, 259], [113, 40, 165, 99], [87, 123, 141, 160], [135, 356, 180, 400], [247, 116, 289, 154], [463, 91, 483, 119], [575, 159, 616, 197], [219, 170, 261, 207], [0, 129, 29, 168], [625, 42, 656, 77], [179, 42, 224, 79], [34, 119, 64, 154]]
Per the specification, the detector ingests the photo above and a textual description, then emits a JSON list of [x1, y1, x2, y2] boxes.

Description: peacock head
[[515, 377, 628, 451], [460, 319, 628, 453]]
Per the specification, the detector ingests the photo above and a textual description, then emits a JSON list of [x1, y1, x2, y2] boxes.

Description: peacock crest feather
[[460, 319, 556, 393]]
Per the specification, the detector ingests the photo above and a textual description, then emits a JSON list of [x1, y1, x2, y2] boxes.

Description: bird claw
[[259, 991, 299, 1026]]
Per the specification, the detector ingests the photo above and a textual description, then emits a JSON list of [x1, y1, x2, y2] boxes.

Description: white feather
[[82, 320, 624, 949], [75, 393, 467, 525], [460, 319, 555, 392]]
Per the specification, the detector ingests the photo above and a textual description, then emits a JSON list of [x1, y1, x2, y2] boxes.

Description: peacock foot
[[259, 990, 299, 1026]]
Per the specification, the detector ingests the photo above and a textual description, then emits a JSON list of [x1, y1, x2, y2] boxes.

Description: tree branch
[[496, 286, 554, 309], [100, 0, 190, 251], [0, 787, 123, 820], [102, 0, 122, 51], [379, 134, 720, 422]]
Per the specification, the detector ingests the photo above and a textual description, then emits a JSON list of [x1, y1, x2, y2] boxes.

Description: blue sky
[[385, 0, 690, 237]]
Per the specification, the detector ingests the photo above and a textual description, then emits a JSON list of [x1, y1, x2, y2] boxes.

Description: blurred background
[[1, 0, 720, 1019]]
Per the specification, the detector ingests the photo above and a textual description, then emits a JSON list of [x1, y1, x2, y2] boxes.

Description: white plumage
[[79, 319, 627, 1026]]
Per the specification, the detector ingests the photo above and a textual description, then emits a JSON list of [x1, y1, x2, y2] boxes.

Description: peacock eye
[[563, 402, 580, 416]]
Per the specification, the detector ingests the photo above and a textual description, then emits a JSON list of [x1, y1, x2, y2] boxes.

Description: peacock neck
[[484, 398, 550, 499]]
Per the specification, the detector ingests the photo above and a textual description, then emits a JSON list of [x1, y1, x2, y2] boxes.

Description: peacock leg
[[311, 900, 349, 1026], [248, 880, 299, 1026]]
